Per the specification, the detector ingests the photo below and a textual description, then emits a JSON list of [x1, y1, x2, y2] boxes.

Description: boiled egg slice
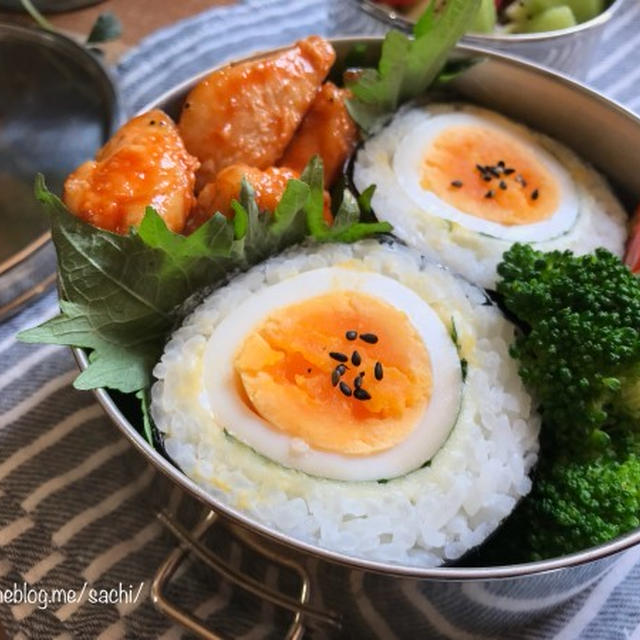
[[202, 266, 462, 482], [393, 107, 579, 242]]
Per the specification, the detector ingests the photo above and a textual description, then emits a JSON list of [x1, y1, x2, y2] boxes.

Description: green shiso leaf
[[271, 178, 310, 234], [433, 57, 480, 86], [230, 199, 249, 240], [333, 189, 361, 229], [300, 156, 327, 237], [233, 176, 312, 264], [302, 156, 392, 242], [346, 0, 480, 132], [357, 184, 377, 217], [19, 162, 386, 394]]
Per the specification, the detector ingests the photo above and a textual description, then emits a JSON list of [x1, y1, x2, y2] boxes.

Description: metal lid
[[0, 24, 121, 320]]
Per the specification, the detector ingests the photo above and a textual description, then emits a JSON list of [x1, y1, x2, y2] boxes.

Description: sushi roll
[[353, 104, 627, 288], [151, 240, 540, 567]]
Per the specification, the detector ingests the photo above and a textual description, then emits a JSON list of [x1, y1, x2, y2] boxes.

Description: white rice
[[353, 104, 628, 289], [151, 240, 540, 567]]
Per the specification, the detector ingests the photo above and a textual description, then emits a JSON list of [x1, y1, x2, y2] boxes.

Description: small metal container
[[0, 24, 120, 319], [75, 38, 640, 638], [353, 0, 625, 78]]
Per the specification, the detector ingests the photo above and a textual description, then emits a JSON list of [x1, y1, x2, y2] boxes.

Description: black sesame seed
[[375, 362, 384, 380], [497, 160, 505, 168], [336, 364, 347, 375], [360, 333, 378, 344], [354, 374, 363, 389], [484, 190, 494, 199], [339, 381, 352, 397], [354, 388, 371, 401], [345, 330, 358, 341], [330, 352, 348, 363], [516, 174, 527, 187], [503, 168, 515, 175], [331, 369, 340, 387], [482, 175, 492, 182], [488, 166, 500, 178], [499, 180, 507, 190], [450, 180, 463, 188], [351, 351, 362, 366], [531, 188, 539, 200], [475, 163, 486, 173]]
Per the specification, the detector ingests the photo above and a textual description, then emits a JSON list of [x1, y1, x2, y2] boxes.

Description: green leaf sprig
[[346, 0, 480, 132], [19, 159, 389, 394]]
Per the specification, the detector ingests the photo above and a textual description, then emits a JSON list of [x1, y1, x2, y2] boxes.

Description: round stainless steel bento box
[[75, 38, 640, 638], [353, 0, 625, 78]]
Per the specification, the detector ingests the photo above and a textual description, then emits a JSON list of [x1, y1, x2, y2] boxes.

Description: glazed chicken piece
[[187, 164, 332, 233], [279, 82, 359, 187], [63, 110, 199, 234], [187, 164, 299, 232], [178, 36, 336, 187]]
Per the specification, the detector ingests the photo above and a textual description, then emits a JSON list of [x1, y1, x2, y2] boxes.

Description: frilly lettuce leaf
[[346, 0, 481, 132], [19, 163, 390, 394]]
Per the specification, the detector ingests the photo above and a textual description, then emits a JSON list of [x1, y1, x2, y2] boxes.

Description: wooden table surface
[[1, 0, 234, 61]]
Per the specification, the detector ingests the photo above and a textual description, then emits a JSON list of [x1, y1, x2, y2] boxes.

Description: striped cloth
[[1, 0, 639, 637]]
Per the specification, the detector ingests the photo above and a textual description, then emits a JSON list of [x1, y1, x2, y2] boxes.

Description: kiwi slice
[[471, 0, 497, 33], [521, 5, 577, 32]]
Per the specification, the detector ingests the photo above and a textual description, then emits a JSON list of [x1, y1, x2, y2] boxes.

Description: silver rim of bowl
[[353, 0, 625, 41], [77, 343, 640, 580]]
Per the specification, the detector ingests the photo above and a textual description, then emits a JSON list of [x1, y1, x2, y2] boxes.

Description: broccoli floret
[[468, 438, 640, 565], [497, 244, 640, 453], [529, 447, 640, 560], [482, 244, 640, 562]]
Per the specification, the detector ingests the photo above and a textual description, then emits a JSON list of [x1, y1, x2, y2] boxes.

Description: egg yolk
[[421, 125, 559, 225], [234, 291, 432, 455]]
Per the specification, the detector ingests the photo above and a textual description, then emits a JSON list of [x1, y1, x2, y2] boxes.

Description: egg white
[[393, 110, 579, 242], [202, 266, 462, 482], [353, 104, 627, 289]]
